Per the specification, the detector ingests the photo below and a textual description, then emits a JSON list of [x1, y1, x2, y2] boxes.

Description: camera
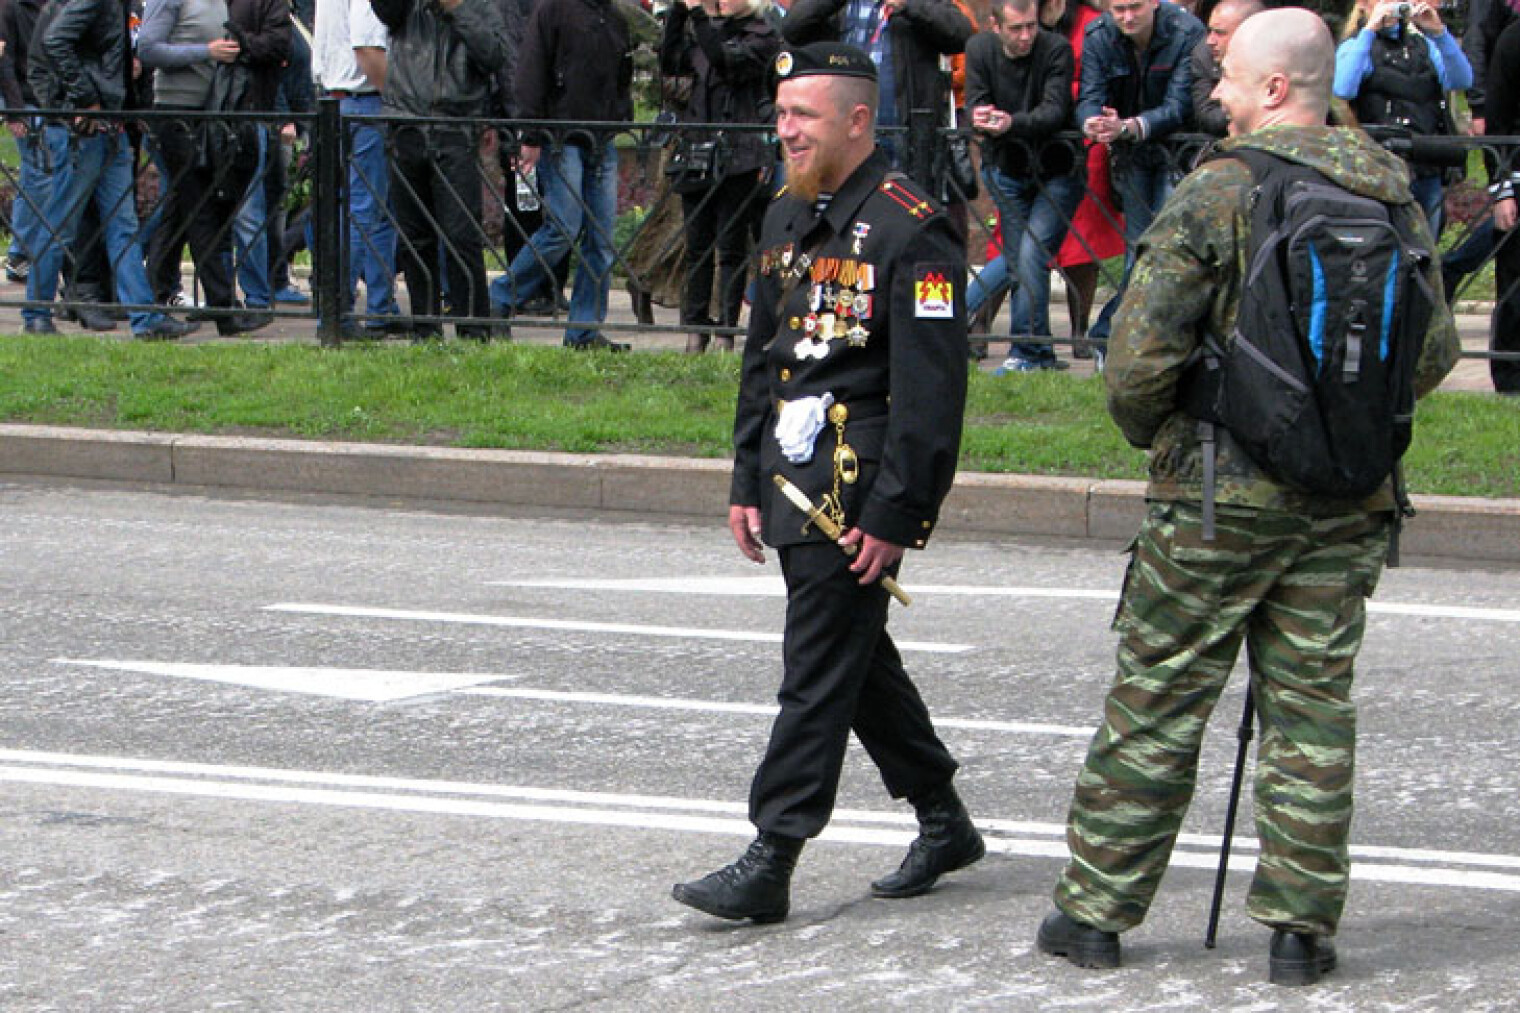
[[1394, 2, 1412, 17]]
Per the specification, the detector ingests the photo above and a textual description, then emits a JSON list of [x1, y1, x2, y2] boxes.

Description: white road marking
[[45, 659, 1095, 737], [262, 603, 975, 654], [494, 578, 1520, 622], [50, 658, 508, 703], [1, 748, 1516, 892], [457, 686, 1095, 738]]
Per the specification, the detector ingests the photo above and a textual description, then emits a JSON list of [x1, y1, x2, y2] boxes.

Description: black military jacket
[[730, 148, 968, 550]]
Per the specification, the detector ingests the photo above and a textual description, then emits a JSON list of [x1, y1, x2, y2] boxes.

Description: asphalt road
[[2, 478, 1518, 1012]]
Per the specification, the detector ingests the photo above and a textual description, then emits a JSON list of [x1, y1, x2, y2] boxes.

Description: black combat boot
[[672, 832, 804, 924], [1268, 929, 1337, 986], [870, 782, 986, 899], [1036, 909, 1122, 969]]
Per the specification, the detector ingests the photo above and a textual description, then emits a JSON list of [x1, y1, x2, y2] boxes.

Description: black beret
[[774, 42, 879, 82]]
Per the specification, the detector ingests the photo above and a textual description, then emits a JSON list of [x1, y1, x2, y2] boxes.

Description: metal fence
[[1, 101, 1516, 368]]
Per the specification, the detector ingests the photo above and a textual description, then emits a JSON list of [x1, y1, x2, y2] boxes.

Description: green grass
[[1, 334, 1517, 498]]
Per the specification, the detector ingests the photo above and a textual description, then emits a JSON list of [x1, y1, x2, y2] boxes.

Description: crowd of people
[[0, 0, 1513, 385]]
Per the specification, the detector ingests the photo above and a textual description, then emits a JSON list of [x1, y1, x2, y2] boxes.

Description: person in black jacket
[[1486, 19, 1519, 393], [1189, 0, 1260, 137], [224, 0, 290, 312], [370, 0, 509, 340], [660, 0, 780, 353], [966, 0, 1079, 372], [489, 0, 633, 350], [0, 0, 45, 283], [138, 0, 272, 335], [23, 0, 196, 337], [672, 43, 983, 927]]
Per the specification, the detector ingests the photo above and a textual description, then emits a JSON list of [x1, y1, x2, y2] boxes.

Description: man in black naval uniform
[[671, 41, 984, 925]]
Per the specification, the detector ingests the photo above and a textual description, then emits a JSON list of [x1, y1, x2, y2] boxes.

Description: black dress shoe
[[1269, 929, 1337, 986], [75, 307, 119, 332], [136, 317, 199, 341], [672, 832, 803, 924], [871, 782, 985, 898], [22, 318, 58, 334], [218, 313, 273, 336], [1036, 910, 1121, 969], [568, 333, 629, 352]]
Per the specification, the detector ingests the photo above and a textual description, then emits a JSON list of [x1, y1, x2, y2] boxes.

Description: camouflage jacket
[[1104, 123, 1461, 514]]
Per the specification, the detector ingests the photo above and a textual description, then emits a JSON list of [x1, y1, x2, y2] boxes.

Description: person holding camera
[[659, 0, 780, 353], [1334, 0, 1473, 234]]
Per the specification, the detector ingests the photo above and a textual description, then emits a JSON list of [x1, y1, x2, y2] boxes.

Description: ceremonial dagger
[[773, 474, 912, 606]]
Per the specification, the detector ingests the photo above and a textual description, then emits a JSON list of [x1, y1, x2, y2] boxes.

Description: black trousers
[[678, 170, 762, 328], [1493, 224, 1520, 394], [146, 111, 249, 308], [749, 542, 960, 840], [390, 125, 489, 338]]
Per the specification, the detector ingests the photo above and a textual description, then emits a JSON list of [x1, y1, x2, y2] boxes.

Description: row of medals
[[792, 275, 875, 356]]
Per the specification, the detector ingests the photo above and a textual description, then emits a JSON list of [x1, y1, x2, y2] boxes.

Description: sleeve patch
[[914, 264, 955, 319]]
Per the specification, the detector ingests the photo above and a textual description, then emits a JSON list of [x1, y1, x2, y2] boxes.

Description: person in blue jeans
[[24, 123, 195, 339], [500, 0, 633, 350], [6, 119, 50, 280], [233, 126, 272, 310], [24, 0, 195, 339], [491, 138, 622, 348], [965, 0, 1081, 372], [342, 92, 401, 332], [1075, 0, 1203, 348]]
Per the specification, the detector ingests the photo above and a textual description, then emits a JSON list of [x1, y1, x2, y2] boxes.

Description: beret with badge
[[774, 42, 878, 82]]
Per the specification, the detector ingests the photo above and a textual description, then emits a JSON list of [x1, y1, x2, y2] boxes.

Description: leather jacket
[[28, 0, 130, 111], [370, 0, 510, 118]]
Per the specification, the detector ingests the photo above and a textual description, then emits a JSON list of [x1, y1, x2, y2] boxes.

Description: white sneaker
[[168, 291, 204, 309]]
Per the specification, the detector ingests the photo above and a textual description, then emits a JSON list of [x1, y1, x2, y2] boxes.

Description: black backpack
[[1179, 146, 1437, 542]]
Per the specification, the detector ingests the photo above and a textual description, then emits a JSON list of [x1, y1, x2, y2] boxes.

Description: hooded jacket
[[1104, 124, 1459, 515]]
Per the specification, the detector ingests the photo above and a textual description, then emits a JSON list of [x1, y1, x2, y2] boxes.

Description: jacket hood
[[1222, 123, 1415, 204]]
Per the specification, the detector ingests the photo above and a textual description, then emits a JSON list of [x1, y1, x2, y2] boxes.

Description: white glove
[[774, 393, 834, 464]]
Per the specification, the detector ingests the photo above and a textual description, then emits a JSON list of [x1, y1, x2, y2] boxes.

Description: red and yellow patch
[[914, 266, 954, 319]]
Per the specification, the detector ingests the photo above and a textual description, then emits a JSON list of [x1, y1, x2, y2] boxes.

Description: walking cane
[[1205, 684, 1256, 949]]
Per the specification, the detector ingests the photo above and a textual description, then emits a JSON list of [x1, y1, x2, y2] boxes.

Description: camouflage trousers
[[1054, 500, 1391, 937]]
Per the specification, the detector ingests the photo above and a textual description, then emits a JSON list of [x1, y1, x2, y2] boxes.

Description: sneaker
[[272, 285, 310, 304], [168, 291, 203, 310], [22, 317, 57, 334], [5, 256, 30, 283], [993, 355, 1042, 376]]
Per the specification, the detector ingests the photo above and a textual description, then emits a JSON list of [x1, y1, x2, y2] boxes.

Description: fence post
[[313, 97, 344, 348]]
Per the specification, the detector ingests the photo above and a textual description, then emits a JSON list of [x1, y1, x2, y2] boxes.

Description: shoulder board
[[877, 174, 936, 220]]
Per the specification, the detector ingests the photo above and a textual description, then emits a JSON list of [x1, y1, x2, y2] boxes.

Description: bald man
[[1190, 0, 1263, 136], [1035, 8, 1459, 986]]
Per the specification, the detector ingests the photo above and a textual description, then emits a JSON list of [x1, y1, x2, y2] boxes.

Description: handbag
[[665, 136, 724, 194], [939, 89, 979, 203]]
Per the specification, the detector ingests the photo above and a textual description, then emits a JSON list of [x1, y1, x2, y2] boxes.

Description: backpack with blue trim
[[1179, 145, 1436, 527]]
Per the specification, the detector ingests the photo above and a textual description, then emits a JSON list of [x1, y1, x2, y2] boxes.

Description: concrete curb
[[3, 423, 1517, 565]]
